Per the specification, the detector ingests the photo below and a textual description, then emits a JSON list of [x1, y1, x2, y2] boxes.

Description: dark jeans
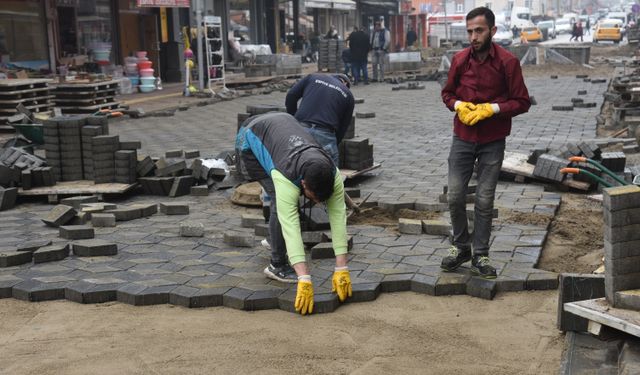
[[258, 178, 288, 267], [351, 60, 368, 83], [447, 136, 505, 256], [236, 141, 288, 268]]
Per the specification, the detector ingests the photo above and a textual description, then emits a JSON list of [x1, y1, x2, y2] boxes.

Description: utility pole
[[196, 0, 204, 91], [444, 0, 448, 41]]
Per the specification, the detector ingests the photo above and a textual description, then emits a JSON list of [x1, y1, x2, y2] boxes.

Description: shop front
[[0, 0, 50, 72]]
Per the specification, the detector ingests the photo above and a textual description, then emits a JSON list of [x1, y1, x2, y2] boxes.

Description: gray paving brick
[[91, 213, 116, 227], [466, 277, 497, 300], [59, 225, 95, 240], [33, 244, 70, 264], [159, 202, 189, 215], [0, 250, 32, 267], [41, 205, 77, 227], [223, 231, 254, 247], [180, 222, 205, 237], [72, 239, 118, 257]]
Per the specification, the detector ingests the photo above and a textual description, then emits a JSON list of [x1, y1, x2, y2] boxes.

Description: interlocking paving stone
[[33, 244, 70, 264], [0, 251, 32, 267], [59, 225, 95, 240], [0, 77, 593, 313], [72, 240, 118, 257]]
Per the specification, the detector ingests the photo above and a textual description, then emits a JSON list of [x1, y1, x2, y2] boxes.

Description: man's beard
[[474, 36, 492, 52]]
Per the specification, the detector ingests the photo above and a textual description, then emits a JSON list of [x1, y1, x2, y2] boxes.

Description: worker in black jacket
[[285, 73, 354, 166]]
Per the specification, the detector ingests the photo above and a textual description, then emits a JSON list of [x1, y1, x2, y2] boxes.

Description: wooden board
[[565, 298, 640, 338], [340, 163, 381, 179], [501, 151, 534, 177], [18, 180, 137, 196], [52, 81, 119, 90], [0, 86, 50, 97], [0, 95, 55, 105], [226, 76, 274, 87], [0, 79, 52, 89], [56, 101, 120, 112], [0, 102, 52, 114], [54, 89, 117, 98]]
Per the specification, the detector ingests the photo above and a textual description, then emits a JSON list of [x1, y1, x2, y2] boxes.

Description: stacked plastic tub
[[136, 51, 155, 93]]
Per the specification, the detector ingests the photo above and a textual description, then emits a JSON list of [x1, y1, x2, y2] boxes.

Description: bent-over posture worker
[[236, 112, 353, 315], [285, 73, 354, 165]]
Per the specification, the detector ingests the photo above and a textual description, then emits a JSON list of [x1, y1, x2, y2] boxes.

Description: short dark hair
[[466, 7, 495, 28], [303, 160, 335, 202]]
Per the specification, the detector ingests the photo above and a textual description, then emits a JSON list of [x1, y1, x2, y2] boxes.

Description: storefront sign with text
[[136, 0, 190, 8]]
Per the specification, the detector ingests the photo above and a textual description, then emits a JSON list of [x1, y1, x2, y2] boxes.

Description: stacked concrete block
[[81, 125, 103, 180], [43, 118, 62, 181], [339, 138, 374, 170], [58, 116, 85, 181], [114, 150, 137, 184], [138, 177, 175, 195], [343, 116, 355, 140], [154, 157, 186, 177], [532, 154, 569, 182], [578, 141, 601, 160], [0, 187, 17, 211], [41, 205, 77, 227], [0, 147, 53, 189], [600, 152, 626, 173], [317, 39, 344, 73], [136, 155, 156, 177], [92, 135, 119, 183], [603, 185, 640, 310]]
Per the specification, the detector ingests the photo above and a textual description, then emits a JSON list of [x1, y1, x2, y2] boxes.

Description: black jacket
[[348, 30, 370, 62]]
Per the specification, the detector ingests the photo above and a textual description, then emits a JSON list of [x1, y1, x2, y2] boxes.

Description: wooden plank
[[0, 95, 55, 105], [52, 80, 119, 90], [56, 101, 120, 111], [0, 87, 50, 96], [54, 96, 115, 104], [340, 163, 381, 179], [0, 79, 52, 88], [501, 151, 534, 177], [564, 298, 640, 339], [563, 179, 591, 191], [18, 180, 137, 196], [54, 89, 117, 97], [0, 103, 53, 114]]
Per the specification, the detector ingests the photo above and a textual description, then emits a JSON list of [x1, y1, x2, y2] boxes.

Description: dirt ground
[[348, 207, 441, 226], [0, 291, 562, 375], [538, 194, 604, 274]]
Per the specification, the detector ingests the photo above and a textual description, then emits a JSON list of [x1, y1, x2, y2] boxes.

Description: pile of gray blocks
[[43, 115, 141, 184], [317, 39, 345, 73], [603, 185, 640, 311], [339, 137, 374, 170], [0, 147, 54, 189]]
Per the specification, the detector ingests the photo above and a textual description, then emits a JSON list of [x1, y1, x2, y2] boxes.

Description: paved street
[[0, 73, 608, 312]]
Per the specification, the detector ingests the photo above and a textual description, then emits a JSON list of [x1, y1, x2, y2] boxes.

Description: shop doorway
[[57, 6, 78, 56], [118, 12, 160, 76]]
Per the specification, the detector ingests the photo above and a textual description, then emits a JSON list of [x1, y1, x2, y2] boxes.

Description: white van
[[607, 11, 629, 27], [511, 7, 534, 28]]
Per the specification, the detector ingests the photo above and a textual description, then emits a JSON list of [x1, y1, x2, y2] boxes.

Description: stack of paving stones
[[0, 147, 54, 190], [603, 185, 640, 311], [317, 39, 345, 73], [138, 150, 207, 197], [42, 114, 141, 184], [92, 135, 119, 183], [114, 150, 137, 184], [339, 137, 374, 170], [0, 186, 17, 211]]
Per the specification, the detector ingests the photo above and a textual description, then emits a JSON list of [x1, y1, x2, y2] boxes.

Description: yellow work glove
[[454, 101, 476, 125], [463, 103, 495, 126], [294, 276, 314, 315], [332, 266, 353, 302]]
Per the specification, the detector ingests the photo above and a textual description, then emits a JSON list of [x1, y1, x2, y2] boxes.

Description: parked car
[[493, 23, 513, 46], [537, 20, 557, 39], [556, 18, 572, 34], [593, 19, 624, 43], [520, 26, 543, 42]]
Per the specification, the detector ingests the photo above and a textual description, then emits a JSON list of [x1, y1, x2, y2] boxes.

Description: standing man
[[285, 73, 355, 165], [236, 112, 353, 315], [585, 17, 591, 35], [406, 25, 418, 48], [370, 20, 390, 82], [440, 7, 530, 279], [348, 27, 370, 85]]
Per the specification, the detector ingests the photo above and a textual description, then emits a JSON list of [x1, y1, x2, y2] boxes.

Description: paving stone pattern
[[0, 76, 604, 313]]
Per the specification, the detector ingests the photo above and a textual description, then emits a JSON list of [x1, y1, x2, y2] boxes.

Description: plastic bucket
[[139, 84, 155, 93], [140, 77, 156, 85], [137, 60, 152, 70], [139, 68, 154, 77], [135, 51, 148, 59]]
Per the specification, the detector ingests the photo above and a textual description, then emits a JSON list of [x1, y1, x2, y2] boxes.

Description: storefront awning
[[136, 0, 190, 7], [305, 0, 356, 10], [332, 0, 356, 10]]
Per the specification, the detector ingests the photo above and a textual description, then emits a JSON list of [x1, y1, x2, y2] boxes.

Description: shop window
[[77, 0, 114, 58], [0, 0, 48, 69], [230, 0, 251, 43], [456, 3, 463, 13]]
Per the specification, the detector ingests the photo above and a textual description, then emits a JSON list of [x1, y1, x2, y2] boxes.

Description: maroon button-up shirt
[[441, 42, 531, 144]]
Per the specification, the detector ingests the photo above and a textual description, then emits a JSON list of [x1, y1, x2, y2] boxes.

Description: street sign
[[136, 0, 190, 7]]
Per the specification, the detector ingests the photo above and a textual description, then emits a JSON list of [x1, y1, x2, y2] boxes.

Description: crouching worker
[[235, 112, 352, 315]]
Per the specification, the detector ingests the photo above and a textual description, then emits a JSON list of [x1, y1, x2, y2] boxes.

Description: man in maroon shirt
[[440, 7, 531, 278]]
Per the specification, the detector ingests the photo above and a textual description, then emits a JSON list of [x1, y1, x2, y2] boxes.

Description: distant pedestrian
[[326, 25, 338, 40], [406, 25, 418, 48], [585, 18, 591, 35], [569, 22, 581, 41], [348, 27, 370, 85], [341, 48, 352, 78], [370, 20, 390, 82], [577, 22, 584, 42]]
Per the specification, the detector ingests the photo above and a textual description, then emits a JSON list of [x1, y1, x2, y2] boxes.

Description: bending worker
[[285, 73, 354, 165], [236, 112, 353, 315]]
